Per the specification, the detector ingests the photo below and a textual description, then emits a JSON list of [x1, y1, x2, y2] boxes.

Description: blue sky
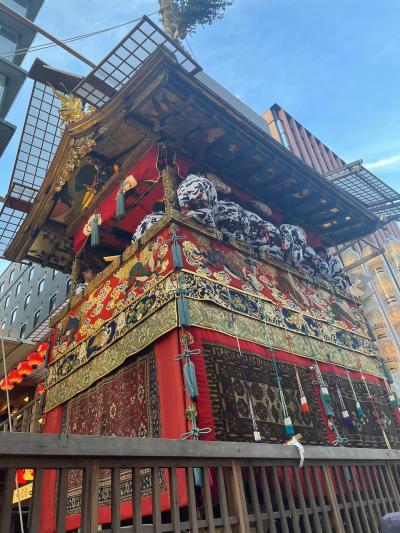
[[1, 0, 399, 271]]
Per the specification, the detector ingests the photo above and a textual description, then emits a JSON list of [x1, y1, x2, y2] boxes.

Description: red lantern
[[8, 370, 22, 384], [17, 360, 32, 377], [37, 342, 49, 355], [16, 469, 26, 485], [0, 377, 13, 391], [36, 384, 45, 395], [27, 352, 44, 368]]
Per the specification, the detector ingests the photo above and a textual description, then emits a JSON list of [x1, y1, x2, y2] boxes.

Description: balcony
[[0, 433, 399, 532]]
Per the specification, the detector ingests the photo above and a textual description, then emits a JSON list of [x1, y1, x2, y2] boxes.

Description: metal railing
[[0, 399, 41, 433], [0, 433, 400, 532]]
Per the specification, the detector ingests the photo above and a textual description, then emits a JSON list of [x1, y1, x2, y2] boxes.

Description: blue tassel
[[380, 357, 394, 384], [194, 467, 202, 487], [184, 360, 199, 399], [320, 390, 335, 417], [116, 190, 125, 219], [91, 219, 100, 247], [389, 394, 398, 408], [172, 242, 183, 269], [342, 410, 353, 428], [284, 416, 295, 437], [356, 401, 364, 418], [177, 297, 190, 327]]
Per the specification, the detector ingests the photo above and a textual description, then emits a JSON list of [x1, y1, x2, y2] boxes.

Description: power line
[[0, 4, 167, 60]]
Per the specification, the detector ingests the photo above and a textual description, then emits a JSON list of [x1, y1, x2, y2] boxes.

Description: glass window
[[49, 292, 57, 313], [0, 282, 3, 294], [24, 293, 31, 309], [4, 0, 28, 16], [19, 323, 26, 339], [10, 308, 17, 324], [0, 74, 6, 110], [33, 309, 41, 327], [0, 26, 19, 61], [37, 278, 45, 295], [4, 295, 9, 309], [1, 321, 5, 330], [15, 281, 21, 296], [66, 278, 71, 296], [52, 268, 57, 279], [9, 270, 15, 283], [28, 266, 35, 282]]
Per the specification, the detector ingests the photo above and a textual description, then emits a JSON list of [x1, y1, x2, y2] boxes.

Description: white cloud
[[365, 154, 400, 170]]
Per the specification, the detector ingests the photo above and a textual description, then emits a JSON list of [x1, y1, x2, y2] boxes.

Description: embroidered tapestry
[[202, 342, 329, 445], [324, 373, 400, 449], [61, 349, 164, 515]]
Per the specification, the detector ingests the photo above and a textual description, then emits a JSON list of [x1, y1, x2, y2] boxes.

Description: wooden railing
[[0, 399, 41, 433], [0, 433, 400, 532]]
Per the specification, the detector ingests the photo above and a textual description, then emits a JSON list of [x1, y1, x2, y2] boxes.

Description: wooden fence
[[0, 432, 399, 532], [0, 399, 41, 433]]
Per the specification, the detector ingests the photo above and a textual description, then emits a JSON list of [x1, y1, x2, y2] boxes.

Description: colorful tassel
[[356, 401, 364, 418], [321, 386, 331, 404], [177, 297, 190, 327], [300, 395, 310, 414], [253, 430, 262, 443], [320, 390, 335, 417], [194, 467, 202, 487], [389, 393, 398, 408], [172, 241, 183, 269], [90, 216, 100, 247], [342, 409, 353, 428], [116, 189, 125, 219], [183, 360, 199, 400], [284, 416, 295, 437]]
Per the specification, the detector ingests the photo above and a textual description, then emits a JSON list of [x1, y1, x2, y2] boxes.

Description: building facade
[[264, 102, 400, 375], [0, 0, 44, 156], [0, 261, 70, 340]]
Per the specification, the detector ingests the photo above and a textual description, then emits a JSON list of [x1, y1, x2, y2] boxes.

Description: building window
[[24, 293, 31, 309], [4, 0, 28, 16], [33, 309, 41, 327], [52, 268, 57, 279], [4, 295, 10, 309], [0, 282, 3, 294], [15, 281, 21, 296], [10, 308, 17, 325], [0, 74, 6, 109], [28, 266, 35, 282], [37, 278, 45, 295], [0, 26, 19, 61], [9, 270, 15, 283], [66, 277, 71, 296], [19, 323, 26, 339], [49, 293, 57, 314]]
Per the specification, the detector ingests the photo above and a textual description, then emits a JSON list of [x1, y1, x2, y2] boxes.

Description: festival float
[[2, 22, 400, 531]]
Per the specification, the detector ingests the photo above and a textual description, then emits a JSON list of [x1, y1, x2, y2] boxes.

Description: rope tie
[[181, 427, 212, 440]]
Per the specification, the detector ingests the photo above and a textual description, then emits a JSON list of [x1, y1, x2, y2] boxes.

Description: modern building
[[264, 102, 400, 376], [0, 0, 44, 156], [0, 260, 70, 341]]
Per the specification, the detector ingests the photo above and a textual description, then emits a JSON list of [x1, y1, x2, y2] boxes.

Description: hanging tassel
[[342, 409, 353, 428], [194, 467, 202, 487], [177, 297, 190, 327], [380, 357, 394, 384], [183, 360, 199, 400], [172, 241, 183, 269], [356, 401, 364, 418], [284, 416, 295, 437], [116, 189, 125, 219], [389, 393, 398, 408], [253, 430, 262, 442], [320, 389, 335, 417], [300, 395, 310, 414], [321, 386, 331, 404], [90, 215, 100, 247]]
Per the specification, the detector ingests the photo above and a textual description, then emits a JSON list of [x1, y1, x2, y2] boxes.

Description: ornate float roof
[[5, 46, 380, 271]]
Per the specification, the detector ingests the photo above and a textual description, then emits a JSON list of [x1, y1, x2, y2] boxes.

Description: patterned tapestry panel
[[62, 348, 164, 515], [189, 300, 381, 378], [203, 343, 329, 445], [180, 228, 368, 337], [325, 373, 400, 449], [51, 230, 173, 359], [45, 300, 177, 412]]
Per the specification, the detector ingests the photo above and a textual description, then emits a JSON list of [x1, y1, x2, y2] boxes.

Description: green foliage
[[175, 0, 234, 36]]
